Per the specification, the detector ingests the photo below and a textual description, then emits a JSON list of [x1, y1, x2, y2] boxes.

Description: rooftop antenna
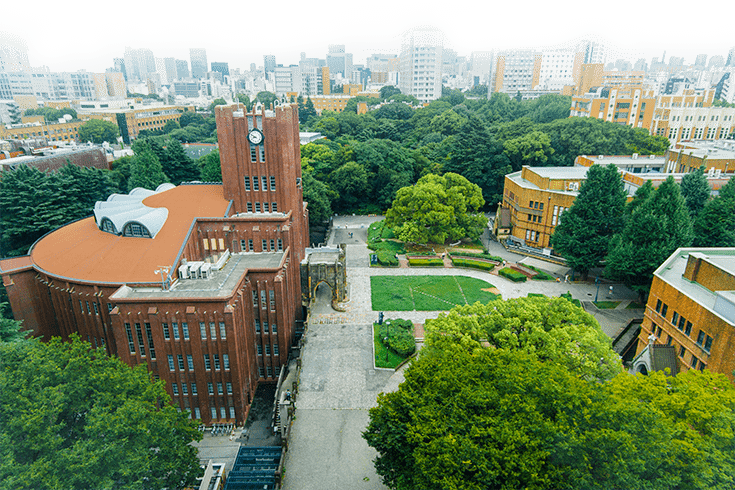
[[154, 266, 170, 291]]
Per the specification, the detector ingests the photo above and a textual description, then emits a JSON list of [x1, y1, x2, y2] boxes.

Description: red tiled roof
[[31, 185, 229, 284], [0, 256, 33, 272]]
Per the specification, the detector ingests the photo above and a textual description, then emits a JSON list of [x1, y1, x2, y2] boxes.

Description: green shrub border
[[408, 258, 444, 267], [499, 267, 527, 282], [451, 257, 497, 271], [451, 251, 504, 262]]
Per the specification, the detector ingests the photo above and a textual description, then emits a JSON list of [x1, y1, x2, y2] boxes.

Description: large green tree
[[606, 176, 693, 297], [0, 335, 203, 489], [693, 194, 735, 247], [163, 139, 201, 185], [680, 167, 711, 217], [199, 149, 221, 182], [128, 142, 168, 190], [551, 165, 627, 277], [385, 173, 487, 245], [77, 119, 119, 144], [328, 161, 369, 211], [302, 171, 335, 225]]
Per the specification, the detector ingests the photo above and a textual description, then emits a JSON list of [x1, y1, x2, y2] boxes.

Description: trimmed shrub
[[451, 258, 496, 271], [499, 267, 527, 282], [408, 258, 444, 267], [381, 319, 416, 357], [560, 291, 582, 308], [525, 264, 555, 281], [451, 251, 504, 262], [377, 249, 398, 267]]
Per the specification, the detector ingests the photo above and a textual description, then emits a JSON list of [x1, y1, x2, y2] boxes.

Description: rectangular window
[[219, 322, 226, 339], [223, 354, 230, 370], [263, 202, 269, 212], [178, 354, 185, 370], [135, 323, 146, 357], [182, 322, 189, 340], [270, 290, 275, 310], [229, 407, 236, 419], [200, 322, 207, 340], [260, 145, 265, 162], [274, 344, 279, 356], [208, 382, 214, 395], [655, 299, 662, 313], [257, 344, 263, 355], [226, 382, 233, 394], [172, 322, 180, 340], [187, 354, 194, 371], [125, 323, 135, 354], [217, 382, 223, 395], [211, 406, 218, 420], [247, 202, 253, 212], [262, 176, 268, 190], [203, 238, 209, 250], [163, 323, 170, 340], [255, 319, 261, 333], [218, 238, 225, 250], [244, 176, 250, 191], [210, 322, 217, 340], [253, 177, 259, 191], [696, 330, 705, 346], [194, 407, 201, 419], [214, 354, 220, 370], [192, 382, 197, 395], [86, 301, 91, 314], [204, 354, 211, 370], [261, 290, 267, 308], [168, 355, 175, 371], [262, 239, 267, 251], [265, 344, 270, 355], [672, 312, 679, 326], [272, 323, 277, 334], [259, 366, 264, 377], [270, 239, 275, 251], [172, 383, 179, 396], [679, 346, 686, 358], [144, 323, 156, 359], [240, 239, 248, 252], [685, 321, 692, 336], [182, 383, 189, 395], [272, 202, 278, 213], [270, 176, 276, 191], [251, 145, 257, 163], [275, 365, 281, 377], [93, 302, 99, 315], [253, 290, 258, 307], [678, 316, 686, 330], [267, 366, 273, 378], [263, 321, 269, 333], [107, 303, 113, 313], [248, 239, 254, 251], [255, 202, 261, 213], [661, 303, 668, 318], [220, 407, 227, 419]]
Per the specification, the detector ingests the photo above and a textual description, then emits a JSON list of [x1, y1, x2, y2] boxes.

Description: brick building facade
[[0, 103, 308, 425]]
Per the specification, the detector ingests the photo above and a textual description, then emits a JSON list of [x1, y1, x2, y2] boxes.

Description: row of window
[[528, 200, 545, 211], [244, 175, 277, 192], [240, 238, 283, 252], [246, 201, 278, 213], [124, 322, 157, 359], [653, 324, 706, 371], [199, 321, 227, 341], [253, 289, 277, 310], [254, 318, 277, 334], [167, 352, 231, 372], [655, 299, 714, 353]]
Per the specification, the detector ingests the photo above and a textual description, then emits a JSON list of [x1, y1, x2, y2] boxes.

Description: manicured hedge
[[408, 258, 444, 267], [525, 264, 555, 281], [451, 258, 496, 271], [380, 319, 416, 357], [451, 251, 504, 262], [499, 267, 527, 282], [377, 250, 398, 266]]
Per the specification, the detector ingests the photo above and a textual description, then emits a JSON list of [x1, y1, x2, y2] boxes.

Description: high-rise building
[[537, 49, 577, 90], [190, 48, 208, 79], [113, 58, 128, 81], [175, 59, 190, 80], [211, 62, 230, 78], [123, 47, 155, 82], [581, 40, 606, 65], [491, 50, 542, 94], [398, 27, 444, 102], [727, 47, 735, 67], [326, 45, 352, 78], [264, 55, 276, 74], [0, 103, 309, 426], [694, 54, 708, 69]]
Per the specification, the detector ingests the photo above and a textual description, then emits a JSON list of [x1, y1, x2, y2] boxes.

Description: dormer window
[[123, 222, 151, 238], [100, 218, 117, 234]]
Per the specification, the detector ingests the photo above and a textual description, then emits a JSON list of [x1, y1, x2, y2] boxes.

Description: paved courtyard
[[281, 217, 642, 489]]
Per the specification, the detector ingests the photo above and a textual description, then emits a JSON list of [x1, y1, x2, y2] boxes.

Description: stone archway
[[301, 244, 347, 307]]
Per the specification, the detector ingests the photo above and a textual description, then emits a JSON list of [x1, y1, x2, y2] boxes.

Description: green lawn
[[373, 324, 411, 369], [371, 275, 500, 311]]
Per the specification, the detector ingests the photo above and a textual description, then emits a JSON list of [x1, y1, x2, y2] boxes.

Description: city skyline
[[0, 12, 735, 72]]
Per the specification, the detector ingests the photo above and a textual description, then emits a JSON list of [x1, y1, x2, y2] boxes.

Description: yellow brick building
[[633, 248, 735, 381], [0, 119, 85, 142], [310, 95, 352, 114], [79, 104, 194, 143], [570, 86, 655, 129]]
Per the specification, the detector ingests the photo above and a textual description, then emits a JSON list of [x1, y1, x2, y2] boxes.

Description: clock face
[[248, 129, 263, 145]]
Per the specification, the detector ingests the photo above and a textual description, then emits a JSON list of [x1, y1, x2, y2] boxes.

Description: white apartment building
[[398, 27, 444, 102], [538, 50, 577, 90]]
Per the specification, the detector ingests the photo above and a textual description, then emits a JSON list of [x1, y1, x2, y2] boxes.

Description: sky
[[0, 11, 735, 72]]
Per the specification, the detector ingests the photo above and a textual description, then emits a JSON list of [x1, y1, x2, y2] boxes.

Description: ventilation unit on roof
[[649, 154, 656, 159], [598, 155, 604, 159], [632, 153, 639, 159]]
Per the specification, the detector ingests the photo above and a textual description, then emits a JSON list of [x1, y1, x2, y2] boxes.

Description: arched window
[[122, 222, 151, 238], [100, 218, 117, 234]]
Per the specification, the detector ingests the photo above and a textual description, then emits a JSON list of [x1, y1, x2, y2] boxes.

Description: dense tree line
[[552, 166, 735, 298], [300, 88, 669, 221], [364, 297, 735, 490]]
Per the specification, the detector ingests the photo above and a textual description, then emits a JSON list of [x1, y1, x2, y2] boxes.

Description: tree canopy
[[78, 119, 120, 144], [551, 165, 627, 276], [385, 173, 487, 244], [0, 335, 203, 489]]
